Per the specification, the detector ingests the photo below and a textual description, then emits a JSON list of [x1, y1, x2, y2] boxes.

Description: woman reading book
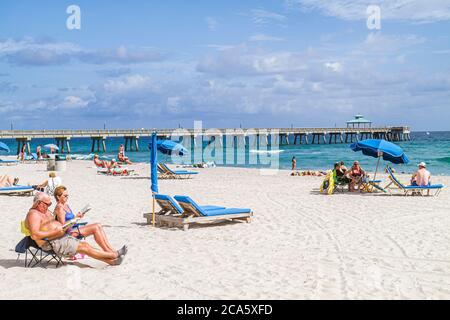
[[53, 185, 121, 256]]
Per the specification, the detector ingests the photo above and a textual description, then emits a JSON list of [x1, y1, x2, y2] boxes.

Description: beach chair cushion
[[155, 194, 225, 215], [155, 194, 184, 214], [0, 185, 34, 192], [161, 163, 198, 175], [174, 195, 251, 217]]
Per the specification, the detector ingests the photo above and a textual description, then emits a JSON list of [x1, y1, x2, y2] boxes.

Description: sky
[[0, 0, 450, 131]]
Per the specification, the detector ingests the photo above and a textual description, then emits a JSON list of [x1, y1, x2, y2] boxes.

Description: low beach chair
[[15, 221, 64, 268], [0, 185, 34, 196], [160, 163, 198, 179], [384, 166, 445, 196], [0, 158, 19, 166]]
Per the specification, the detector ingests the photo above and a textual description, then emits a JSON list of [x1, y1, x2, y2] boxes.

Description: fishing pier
[[0, 126, 411, 154]]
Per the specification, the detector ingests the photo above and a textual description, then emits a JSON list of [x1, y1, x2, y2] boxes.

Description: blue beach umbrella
[[150, 132, 158, 227], [0, 142, 10, 153], [43, 144, 59, 152], [152, 140, 188, 156], [350, 139, 409, 180]]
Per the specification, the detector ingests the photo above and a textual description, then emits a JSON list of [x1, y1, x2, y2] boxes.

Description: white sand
[[1, 160, 450, 299]]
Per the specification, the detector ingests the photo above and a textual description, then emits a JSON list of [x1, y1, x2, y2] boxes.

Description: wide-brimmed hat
[[418, 162, 426, 168]]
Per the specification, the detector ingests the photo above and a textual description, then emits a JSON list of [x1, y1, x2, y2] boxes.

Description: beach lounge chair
[[159, 163, 198, 179], [0, 158, 18, 166], [143, 194, 225, 222], [157, 163, 175, 179], [384, 166, 445, 196], [0, 185, 34, 196], [97, 167, 135, 176], [15, 221, 64, 268]]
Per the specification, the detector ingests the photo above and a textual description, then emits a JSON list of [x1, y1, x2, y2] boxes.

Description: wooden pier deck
[[0, 126, 411, 154]]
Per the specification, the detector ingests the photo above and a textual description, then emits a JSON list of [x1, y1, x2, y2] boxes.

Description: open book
[[80, 204, 92, 216], [63, 218, 80, 229]]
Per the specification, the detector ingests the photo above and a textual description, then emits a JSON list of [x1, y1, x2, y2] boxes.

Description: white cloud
[[103, 75, 158, 93], [287, 0, 450, 22], [206, 17, 218, 31], [324, 62, 343, 72], [249, 34, 285, 42], [250, 9, 288, 25], [60, 96, 89, 109], [0, 38, 162, 66]]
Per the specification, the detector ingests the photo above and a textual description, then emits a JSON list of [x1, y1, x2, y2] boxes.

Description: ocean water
[[1, 131, 449, 175]]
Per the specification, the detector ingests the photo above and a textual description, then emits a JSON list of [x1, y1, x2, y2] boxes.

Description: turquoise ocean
[[1, 131, 449, 175]]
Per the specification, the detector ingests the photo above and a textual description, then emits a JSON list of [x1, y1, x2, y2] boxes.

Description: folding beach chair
[[384, 166, 445, 196], [0, 185, 34, 196], [15, 221, 64, 268]]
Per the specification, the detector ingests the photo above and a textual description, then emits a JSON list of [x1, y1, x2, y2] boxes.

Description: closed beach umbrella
[[43, 144, 59, 152], [0, 142, 10, 153], [350, 139, 409, 180], [150, 132, 158, 227]]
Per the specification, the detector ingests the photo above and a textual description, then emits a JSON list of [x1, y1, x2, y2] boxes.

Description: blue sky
[[1, 0, 450, 130]]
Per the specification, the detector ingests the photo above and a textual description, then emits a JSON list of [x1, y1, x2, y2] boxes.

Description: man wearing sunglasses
[[25, 192, 127, 266]]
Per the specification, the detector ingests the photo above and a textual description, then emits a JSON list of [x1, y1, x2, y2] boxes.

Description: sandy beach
[[1, 160, 450, 299]]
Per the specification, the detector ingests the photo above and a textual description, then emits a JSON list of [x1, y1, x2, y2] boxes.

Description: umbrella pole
[[152, 194, 156, 227], [373, 156, 381, 181]]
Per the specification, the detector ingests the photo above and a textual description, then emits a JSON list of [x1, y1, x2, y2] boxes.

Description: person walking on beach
[[18, 144, 26, 161], [36, 145, 42, 159], [25, 192, 127, 266], [291, 156, 296, 171]]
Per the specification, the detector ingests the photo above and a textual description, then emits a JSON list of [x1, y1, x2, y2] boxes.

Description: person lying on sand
[[0, 174, 19, 187], [25, 192, 127, 266], [94, 155, 120, 171]]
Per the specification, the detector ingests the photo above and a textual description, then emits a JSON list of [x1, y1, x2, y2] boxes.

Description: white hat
[[418, 162, 426, 167]]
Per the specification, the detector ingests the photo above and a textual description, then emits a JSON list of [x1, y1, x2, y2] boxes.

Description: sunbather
[[25, 192, 127, 266], [53, 186, 118, 255], [334, 162, 351, 184], [118, 145, 132, 165], [0, 174, 19, 187], [411, 162, 431, 186], [94, 155, 119, 171], [346, 161, 366, 192]]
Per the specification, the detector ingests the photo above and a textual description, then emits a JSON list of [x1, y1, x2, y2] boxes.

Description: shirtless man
[[411, 162, 431, 186], [25, 193, 127, 266], [118, 145, 132, 165]]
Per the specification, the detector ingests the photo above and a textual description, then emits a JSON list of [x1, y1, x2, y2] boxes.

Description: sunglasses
[[41, 201, 52, 207]]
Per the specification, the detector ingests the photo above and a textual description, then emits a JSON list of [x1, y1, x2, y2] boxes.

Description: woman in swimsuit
[[346, 161, 366, 192], [53, 185, 117, 254]]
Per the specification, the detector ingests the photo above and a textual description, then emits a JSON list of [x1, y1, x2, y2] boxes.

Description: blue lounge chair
[[143, 194, 225, 224], [144, 195, 253, 230], [0, 158, 18, 166], [0, 185, 34, 196], [385, 166, 445, 196], [160, 163, 198, 179], [174, 195, 252, 217]]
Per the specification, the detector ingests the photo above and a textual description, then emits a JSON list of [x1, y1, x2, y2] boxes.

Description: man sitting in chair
[[25, 192, 127, 266], [411, 162, 431, 186]]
